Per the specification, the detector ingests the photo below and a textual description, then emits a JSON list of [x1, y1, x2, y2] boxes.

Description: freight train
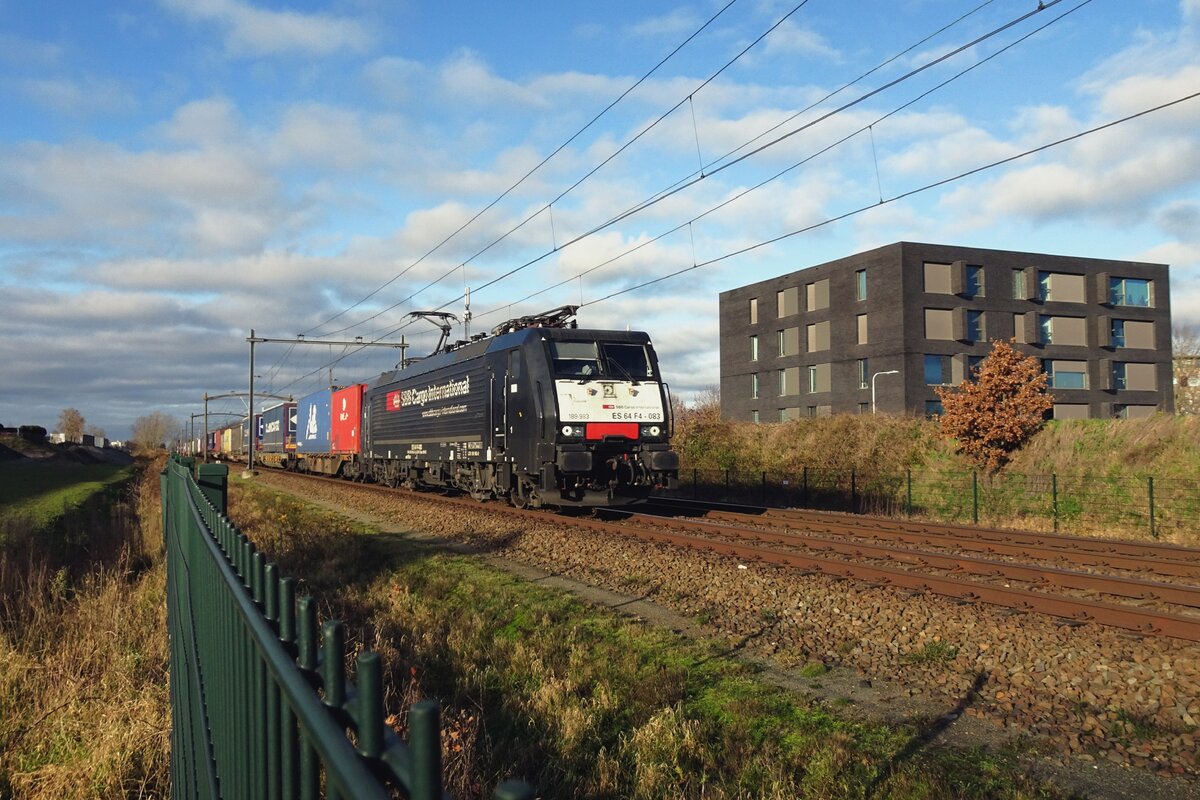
[[207, 307, 679, 507]]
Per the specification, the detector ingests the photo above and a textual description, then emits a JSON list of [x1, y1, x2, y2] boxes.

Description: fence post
[[972, 471, 979, 525], [906, 468, 913, 517], [1148, 476, 1157, 539], [692, 468, 698, 500], [761, 472, 767, 506], [1052, 473, 1059, 533], [802, 466, 809, 508], [197, 463, 230, 516], [850, 469, 857, 514], [724, 468, 730, 500]]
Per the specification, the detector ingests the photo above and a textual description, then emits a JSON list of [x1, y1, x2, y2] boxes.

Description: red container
[[331, 383, 368, 453]]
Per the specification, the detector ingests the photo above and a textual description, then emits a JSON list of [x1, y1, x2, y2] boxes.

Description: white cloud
[[159, 0, 374, 56], [762, 20, 840, 61], [437, 50, 549, 110], [626, 8, 702, 39], [14, 75, 137, 115]]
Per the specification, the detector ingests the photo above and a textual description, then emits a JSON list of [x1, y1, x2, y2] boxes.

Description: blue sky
[[2, 0, 1198, 439]]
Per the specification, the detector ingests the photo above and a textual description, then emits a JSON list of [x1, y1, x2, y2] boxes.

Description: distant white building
[[49, 432, 66, 444]]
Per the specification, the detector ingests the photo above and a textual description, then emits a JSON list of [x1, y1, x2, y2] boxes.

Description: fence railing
[[162, 456, 532, 799], [665, 465, 1200, 540]]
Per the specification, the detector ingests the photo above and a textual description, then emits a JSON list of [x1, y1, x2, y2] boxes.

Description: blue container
[[260, 402, 297, 452], [296, 388, 334, 454]]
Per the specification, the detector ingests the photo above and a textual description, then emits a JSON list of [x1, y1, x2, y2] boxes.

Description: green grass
[[230, 480, 1073, 799], [0, 463, 133, 529]]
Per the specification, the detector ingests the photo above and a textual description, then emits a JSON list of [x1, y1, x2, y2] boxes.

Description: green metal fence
[[668, 464, 1200, 539], [162, 456, 532, 799]]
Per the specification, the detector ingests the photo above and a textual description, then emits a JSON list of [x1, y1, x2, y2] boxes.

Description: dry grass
[[0, 456, 170, 799], [228, 478, 1071, 800]]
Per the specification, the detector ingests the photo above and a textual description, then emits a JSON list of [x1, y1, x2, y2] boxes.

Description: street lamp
[[871, 370, 900, 414]]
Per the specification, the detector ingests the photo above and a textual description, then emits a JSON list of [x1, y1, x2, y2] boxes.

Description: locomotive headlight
[[640, 424, 662, 438], [561, 424, 581, 438], [649, 425, 661, 437]]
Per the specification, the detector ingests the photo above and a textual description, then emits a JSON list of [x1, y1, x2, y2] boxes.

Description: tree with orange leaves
[[935, 339, 1052, 472]]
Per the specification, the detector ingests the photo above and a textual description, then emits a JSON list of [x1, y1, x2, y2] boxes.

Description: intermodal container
[[296, 388, 334, 454], [260, 403, 297, 452], [221, 427, 233, 455], [331, 383, 368, 453], [230, 423, 244, 457]]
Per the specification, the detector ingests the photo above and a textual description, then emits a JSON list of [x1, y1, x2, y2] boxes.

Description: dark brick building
[[718, 242, 1173, 420]]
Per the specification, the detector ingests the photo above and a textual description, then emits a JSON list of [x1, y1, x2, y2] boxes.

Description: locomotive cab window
[[550, 341, 601, 377], [602, 343, 653, 380]]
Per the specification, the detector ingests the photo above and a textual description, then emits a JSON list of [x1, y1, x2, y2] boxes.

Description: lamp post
[[871, 369, 899, 414]]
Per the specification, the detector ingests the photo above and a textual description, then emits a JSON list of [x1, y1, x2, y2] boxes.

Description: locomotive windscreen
[[550, 341, 654, 379]]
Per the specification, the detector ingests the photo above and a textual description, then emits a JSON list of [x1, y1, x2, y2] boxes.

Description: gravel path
[[248, 472, 1200, 799]]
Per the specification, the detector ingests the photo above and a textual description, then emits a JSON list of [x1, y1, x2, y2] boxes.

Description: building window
[[968, 355, 985, 377], [777, 287, 798, 317], [855, 269, 867, 301], [1012, 269, 1026, 299], [857, 314, 868, 344], [749, 297, 758, 324], [1111, 319, 1125, 348], [806, 279, 830, 311], [1037, 271, 1051, 301], [750, 335, 758, 360], [778, 369, 787, 396], [751, 373, 759, 399], [924, 354, 952, 385], [923, 262, 953, 294], [925, 400, 944, 417], [752, 410, 760, 423], [965, 265, 984, 297], [1112, 362, 1127, 390], [1037, 271, 1087, 303], [924, 308, 954, 340], [1045, 360, 1087, 389], [1039, 315, 1087, 346], [858, 402, 870, 414], [806, 321, 830, 352], [778, 327, 799, 357], [857, 358, 869, 389], [806, 363, 831, 393], [806, 406, 817, 418], [1110, 277, 1151, 307], [966, 310, 983, 342]]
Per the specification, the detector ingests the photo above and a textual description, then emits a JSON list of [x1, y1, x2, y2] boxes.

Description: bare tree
[[57, 407, 85, 441], [86, 425, 106, 439], [935, 339, 1053, 472], [1174, 323, 1200, 415], [131, 411, 179, 452]]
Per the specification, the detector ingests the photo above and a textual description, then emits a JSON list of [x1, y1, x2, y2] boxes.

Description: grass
[[230, 478, 1074, 799], [0, 456, 169, 798], [0, 462, 133, 540]]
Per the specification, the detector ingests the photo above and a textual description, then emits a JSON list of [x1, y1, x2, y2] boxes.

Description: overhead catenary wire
[[263, 0, 1107, 392], [301, 0, 743, 339], [265, 0, 1082, 391], [262, 83, 1200, 397], [471, 0, 1093, 321], [579, 89, 1200, 308], [315, 0, 816, 340]]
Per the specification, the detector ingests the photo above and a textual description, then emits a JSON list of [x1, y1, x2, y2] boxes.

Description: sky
[[1, 0, 1198, 441]]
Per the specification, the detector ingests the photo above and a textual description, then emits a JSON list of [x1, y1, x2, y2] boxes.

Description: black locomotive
[[355, 306, 679, 507]]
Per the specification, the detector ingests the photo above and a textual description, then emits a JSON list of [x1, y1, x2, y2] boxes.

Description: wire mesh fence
[[665, 465, 1200, 541]]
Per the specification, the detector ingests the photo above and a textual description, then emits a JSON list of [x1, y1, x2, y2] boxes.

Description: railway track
[[247, 469, 1200, 643]]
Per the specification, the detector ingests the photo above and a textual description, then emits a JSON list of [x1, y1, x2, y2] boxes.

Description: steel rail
[[651, 498, 1200, 578], [602, 508, 1200, 610], [248, 472, 1200, 642]]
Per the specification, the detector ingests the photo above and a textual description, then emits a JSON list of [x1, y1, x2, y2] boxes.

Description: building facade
[[718, 242, 1173, 421]]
